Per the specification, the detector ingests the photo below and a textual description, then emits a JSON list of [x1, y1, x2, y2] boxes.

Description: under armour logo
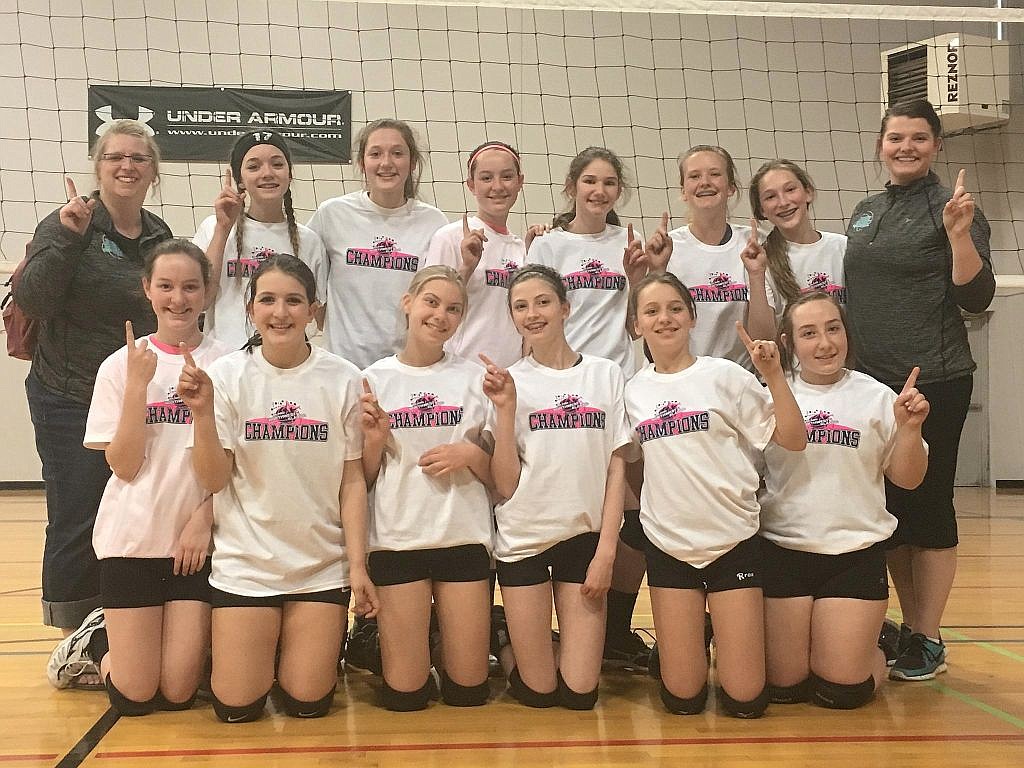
[[94, 104, 155, 136]]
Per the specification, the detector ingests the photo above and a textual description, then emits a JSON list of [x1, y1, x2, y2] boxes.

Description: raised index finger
[[901, 366, 920, 394], [65, 176, 79, 200], [749, 219, 759, 244], [955, 168, 966, 192], [478, 353, 496, 370], [125, 320, 135, 347], [735, 321, 754, 349], [180, 343, 197, 369], [463, 212, 471, 237], [362, 377, 373, 395], [626, 223, 634, 243], [660, 211, 669, 232], [223, 168, 233, 190]]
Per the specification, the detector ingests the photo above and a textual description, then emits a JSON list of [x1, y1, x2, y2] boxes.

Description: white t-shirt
[[362, 354, 492, 552], [486, 354, 631, 562], [786, 230, 848, 304], [422, 216, 524, 368], [529, 225, 637, 376], [308, 191, 449, 368], [667, 224, 779, 371], [625, 356, 776, 568], [198, 345, 363, 596], [758, 370, 909, 554], [192, 216, 328, 350], [86, 335, 234, 559]]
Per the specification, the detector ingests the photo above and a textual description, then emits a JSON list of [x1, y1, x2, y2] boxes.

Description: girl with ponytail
[[749, 160, 847, 307]]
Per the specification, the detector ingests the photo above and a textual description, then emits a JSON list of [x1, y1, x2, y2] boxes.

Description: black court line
[[55, 707, 120, 768], [0, 587, 41, 596]]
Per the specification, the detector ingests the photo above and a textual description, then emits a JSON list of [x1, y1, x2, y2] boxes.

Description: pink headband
[[467, 143, 521, 174]]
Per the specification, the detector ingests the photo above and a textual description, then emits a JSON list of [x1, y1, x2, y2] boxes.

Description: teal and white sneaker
[[890, 633, 947, 681], [46, 607, 105, 689]]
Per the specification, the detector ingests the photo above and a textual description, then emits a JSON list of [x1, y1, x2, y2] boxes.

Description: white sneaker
[[46, 607, 105, 689]]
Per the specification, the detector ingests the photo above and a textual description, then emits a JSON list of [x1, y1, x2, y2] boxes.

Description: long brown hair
[[749, 159, 816, 306], [552, 147, 629, 230]]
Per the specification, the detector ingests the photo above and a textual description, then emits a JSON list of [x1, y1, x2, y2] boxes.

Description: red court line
[[0, 756, 59, 763], [94, 733, 1024, 759]]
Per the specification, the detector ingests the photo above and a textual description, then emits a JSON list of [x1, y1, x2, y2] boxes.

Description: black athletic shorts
[[644, 535, 762, 592], [209, 587, 351, 609], [496, 532, 599, 587], [100, 557, 211, 609], [760, 538, 889, 601], [368, 544, 490, 586]]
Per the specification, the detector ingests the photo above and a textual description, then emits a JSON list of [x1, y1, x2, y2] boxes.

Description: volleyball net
[[1, 1, 1021, 272]]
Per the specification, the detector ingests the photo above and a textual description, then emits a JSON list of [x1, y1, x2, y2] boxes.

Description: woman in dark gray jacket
[[844, 99, 994, 683], [16, 119, 171, 684]]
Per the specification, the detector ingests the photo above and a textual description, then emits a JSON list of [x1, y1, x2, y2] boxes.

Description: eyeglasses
[[100, 153, 154, 166]]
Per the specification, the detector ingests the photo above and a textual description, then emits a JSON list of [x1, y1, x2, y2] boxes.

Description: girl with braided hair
[[193, 130, 327, 349]]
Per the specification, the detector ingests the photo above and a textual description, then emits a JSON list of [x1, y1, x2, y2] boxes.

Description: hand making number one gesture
[[943, 168, 975, 238], [739, 218, 767, 276], [622, 223, 648, 285], [460, 212, 487, 276], [360, 377, 391, 445], [480, 353, 515, 410], [735, 321, 782, 379], [214, 168, 246, 229], [124, 320, 157, 390], [644, 211, 673, 273], [177, 344, 213, 415], [893, 366, 930, 428], [59, 177, 96, 236]]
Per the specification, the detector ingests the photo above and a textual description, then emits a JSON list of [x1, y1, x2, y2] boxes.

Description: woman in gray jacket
[[17, 119, 171, 685], [844, 99, 994, 683]]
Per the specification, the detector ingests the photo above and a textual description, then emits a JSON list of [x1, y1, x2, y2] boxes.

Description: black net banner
[[87, 85, 352, 163]]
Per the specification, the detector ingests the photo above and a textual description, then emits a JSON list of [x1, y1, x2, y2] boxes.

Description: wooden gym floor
[[2, 488, 1023, 767]]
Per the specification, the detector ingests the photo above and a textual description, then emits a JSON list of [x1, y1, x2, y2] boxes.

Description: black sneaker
[[345, 616, 382, 675], [649, 641, 661, 679], [603, 630, 653, 670], [704, 612, 714, 661]]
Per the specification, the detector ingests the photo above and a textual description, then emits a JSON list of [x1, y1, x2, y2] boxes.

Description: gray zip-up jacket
[[16, 194, 172, 404], [844, 172, 994, 388]]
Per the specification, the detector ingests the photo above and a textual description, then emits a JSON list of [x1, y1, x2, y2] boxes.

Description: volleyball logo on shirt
[[146, 386, 192, 425], [485, 257, 520, 288], [803, 272, 847, 303], [245, 400, 329, 441], [633, 400, 710, 443], [804, 409, 860, 448], [528, 393, 607, 431], [388, 391, 465, 429], [346, 235, 419, 272], [851, 211, 873, 231], [562, 258, 626, 292], [226, 246, 280, 278], [690, 272, 748, 302]]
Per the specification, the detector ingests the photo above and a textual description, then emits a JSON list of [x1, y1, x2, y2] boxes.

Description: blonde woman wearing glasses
[[17, 119, 172, 688]]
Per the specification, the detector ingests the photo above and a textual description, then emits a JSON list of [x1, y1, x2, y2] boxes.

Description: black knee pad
[[809, 673, 875, 710], [618, 510, 646, 551], [275, 683, 336, 718], [769, 678, 810, 704], [153, 691, 198, 711], [556, 670, 598, 711], [440, 673, 490, 707], [659, 681, 708, 715], [508, 667, 557, 708], [104, 676, 157, 717], [212, 689, 269, 723], [718, 684, 769, 719], [381, 676, 436, 712]]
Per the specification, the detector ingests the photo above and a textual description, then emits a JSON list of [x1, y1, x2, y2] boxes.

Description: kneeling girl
[[759, 291, 928, 707], [179, 254, 375, 723], [361, 266, 494, 711], [624, 272, 806, 718]]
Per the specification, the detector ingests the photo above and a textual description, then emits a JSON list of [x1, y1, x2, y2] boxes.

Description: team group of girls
[[41, 95, 993, 722]]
